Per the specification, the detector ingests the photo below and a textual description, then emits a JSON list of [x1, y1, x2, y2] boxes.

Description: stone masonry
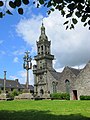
[[33, 23, 90, 100]]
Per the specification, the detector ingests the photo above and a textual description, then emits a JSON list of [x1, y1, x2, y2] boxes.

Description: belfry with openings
[[33, 23, 55, 98]]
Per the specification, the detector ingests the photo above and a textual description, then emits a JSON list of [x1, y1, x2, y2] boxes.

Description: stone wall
[[73, 62, 90, 100], [47, 70, 58, 94], [57, 67, 77, 93]]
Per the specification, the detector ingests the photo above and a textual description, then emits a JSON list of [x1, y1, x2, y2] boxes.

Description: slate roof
[[0, 79, 34, 91], [21, 84, 34, 91], [0, 79, 23, 89], [49, 66, 81, 81], [67, 66, 81, 76], [49, 69, 61, 80]]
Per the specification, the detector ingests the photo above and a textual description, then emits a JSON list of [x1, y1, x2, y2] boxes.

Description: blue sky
[[0, 1, 90, 85], [0, 1, 49, 85]]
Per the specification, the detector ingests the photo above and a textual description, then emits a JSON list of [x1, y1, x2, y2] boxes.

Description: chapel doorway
[[73, 90, 78, 100], [40, 89, 44, 97]]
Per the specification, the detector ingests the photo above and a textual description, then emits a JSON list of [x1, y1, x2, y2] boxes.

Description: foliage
[[34, 0, 90, 29], [80, 95, 90, 100], [0, 0, 29, 18], [0, 100, 90, 120], [50, 92, 70, 100], [0, 0, 90, 29], [7, 89, 19, 99]]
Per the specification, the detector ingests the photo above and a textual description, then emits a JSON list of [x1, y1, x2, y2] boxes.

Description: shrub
[[50, 93, 70, 100], [80, 95, 90, 100], [7, 89, 19, 99]]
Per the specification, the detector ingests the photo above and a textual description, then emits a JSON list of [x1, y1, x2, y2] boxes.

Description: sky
[[0, 1, 90, 85]]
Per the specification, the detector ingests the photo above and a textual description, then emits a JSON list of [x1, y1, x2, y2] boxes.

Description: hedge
[[80, 95, 90, 100], [50, 93, 70, 100]]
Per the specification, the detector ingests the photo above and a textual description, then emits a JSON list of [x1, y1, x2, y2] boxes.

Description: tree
[[35, 0, 90, 29], [0, 0, 29, 17], [0, 0, 90, 29]]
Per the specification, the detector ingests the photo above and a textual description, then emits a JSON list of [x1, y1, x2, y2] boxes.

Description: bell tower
[[33, 23, 54, 98]]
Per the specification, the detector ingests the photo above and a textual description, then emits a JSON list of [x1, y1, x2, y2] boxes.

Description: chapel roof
[[66, 66, 81, 76]]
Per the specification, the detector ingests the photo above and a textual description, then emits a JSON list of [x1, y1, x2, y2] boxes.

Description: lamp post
[[4, 71, 7, 93], [23, 51, 32, 91]]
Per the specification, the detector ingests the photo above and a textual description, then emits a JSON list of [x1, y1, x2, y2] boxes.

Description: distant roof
[[21, 84, 34, 91], [0, 79, 23, 89]]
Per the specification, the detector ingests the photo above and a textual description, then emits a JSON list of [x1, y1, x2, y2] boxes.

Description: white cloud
[[9, 71, 27, 84], [16, 15, 43, 46], [9, 70, 34, 85], [16, 10, 90, 71], [13, 57, 19, 63], [9, 75, 18, 80], [17, 70, 34, 85], [42, 11, 90, 68]]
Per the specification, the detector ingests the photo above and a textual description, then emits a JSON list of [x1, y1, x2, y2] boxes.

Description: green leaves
[[22, 0, 29, 5], [0, 12, 3, 18], [6, 10, 13, 15], [63, 21, 69, 25], [72, 18, 78, 24], [0, 1, 3, 7], [75, 11, 81, 18], [9, 1, 23, 15], [39, 0, 44, 5], [1, 0, 30, 17], [84, 22, 87, 27], [47, 1, 51, 7], [67, 3, 76, 11], [53, 0, 63, 4], [9, 1, 16, 8], [0, 0, 90, 30], [88, 20, 90, 25], [9, 0, 29, 9], [0, 0, 30, 18], [14, 0, 21, 7], [18, 8, 23, 15], [66, 13, 72, 18]]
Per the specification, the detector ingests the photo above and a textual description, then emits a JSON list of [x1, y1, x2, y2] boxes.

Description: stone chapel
[[33, 23, 90, 100]]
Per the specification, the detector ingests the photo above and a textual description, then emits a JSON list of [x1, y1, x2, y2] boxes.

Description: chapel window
[[65, 79, 70, 94], [52, 82, 57, 93]]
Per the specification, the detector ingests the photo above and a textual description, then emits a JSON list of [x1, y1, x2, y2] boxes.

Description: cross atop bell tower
[[39, 22, 48, 42], [41, 22, 45, 34]]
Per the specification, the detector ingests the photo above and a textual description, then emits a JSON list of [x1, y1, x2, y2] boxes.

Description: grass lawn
[[0, 100, 90, 120]]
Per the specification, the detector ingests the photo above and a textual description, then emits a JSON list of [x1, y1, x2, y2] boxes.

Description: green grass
[[0, 100, 90, 120]]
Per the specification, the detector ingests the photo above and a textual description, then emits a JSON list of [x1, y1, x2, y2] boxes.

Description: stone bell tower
[[33, 23, 54, 98]]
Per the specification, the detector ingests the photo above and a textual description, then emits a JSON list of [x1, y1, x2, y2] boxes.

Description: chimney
[[15, 79, 19, 82]]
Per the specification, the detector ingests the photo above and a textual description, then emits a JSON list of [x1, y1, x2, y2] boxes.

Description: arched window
[[52, 82, 57, 93], [65, 79, 70, 93]]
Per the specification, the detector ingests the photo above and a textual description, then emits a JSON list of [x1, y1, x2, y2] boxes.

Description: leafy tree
[[0, 0, 90, 29], [35, 0, 90, 29], [0, 0, 29, 17]]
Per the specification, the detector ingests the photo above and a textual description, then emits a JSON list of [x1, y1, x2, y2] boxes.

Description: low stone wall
[[0, 93, 7, 100], [14, 93, 33, 100]]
